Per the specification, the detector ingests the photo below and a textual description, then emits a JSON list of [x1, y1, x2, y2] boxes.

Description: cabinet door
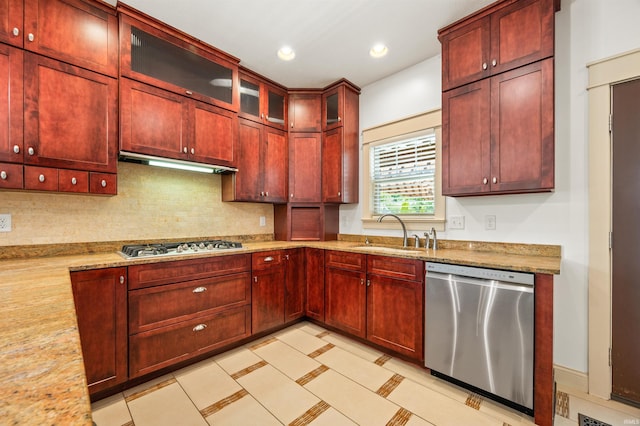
[[0, 162, 22, 189], [440, 17, 490, 91], [305, 248, 325, 322], [71, 267, 127, 394], [264, 84, 287, 130], [263, 126, 287, 203], [285, 249, 306, 322], [289, 93, 321, 132], [24, 0, 118, 77], [233, 118, 262, 201], [367, 274, 424, 360], [289, 133, 321, 202], [322, 127, 344, 202], [442, 79, 491, 196], [120, 78, 189, 161], [322, 86, 343, 131], [0, 0, 22, 47], [252, 266, 285, 334], [0, 44, 22, 164], [23, 53, 117, 173], [490, 59, 554, 192], [489, 0, 554, 76], [191, 101, 237, 167], [325, 267, 366, 338]]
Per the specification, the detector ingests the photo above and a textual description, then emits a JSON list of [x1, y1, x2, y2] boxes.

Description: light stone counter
[[0, 238, 560, 424]]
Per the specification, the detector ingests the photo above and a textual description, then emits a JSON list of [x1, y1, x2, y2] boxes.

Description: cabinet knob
[[183, 147, 188, 154], [28, 147, 34, 156], [337, 191, 341, 197], [492, 177, 497, 184], [101, 179, 107, 188], [285, 254, 289, 260], [192, 286, 207, 293], [290, 193, 294, 198], [38, 174, 45, 183], [185, 90, 193, 95], [119, 276, 125, 284], [265, 191, 269, 197], [260, 191, 264, 196], [27, 33, 34, 42], [12, 28, 19, 37], [13, 145, 20, 154], [366, 279, 371, 287], [1, 171, 7, 180], [338, 116, 342, 122], [192, 324, 207, 332], [483, 177, 488, 185], [191, 148, 195, 155], [254, 276, 258, 283], [360, 278, 364, 285], [290, 122, 294, 128], [482, 62, 488, 70], [71, 177, 77, 185], [492, 59, 497, 67], [264, 256, 274, 262]]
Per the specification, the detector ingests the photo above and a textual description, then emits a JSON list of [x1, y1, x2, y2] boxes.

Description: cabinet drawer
[[0, 163, 23, 189], [129, 305, 251, 378], [367, 255, 424, 282], [129, 272, 250, 333], [325, 250, 365, 272], [128, 254, 251, 289], [90, 172, 117, 195], [58, 169, 89, 193], [252, 250, 284, 270], [24, 166, 57, 191]]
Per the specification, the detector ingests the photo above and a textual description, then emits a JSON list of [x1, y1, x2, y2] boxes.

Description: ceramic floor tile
[[204, 393, 282, 426], [553, 415, 575, 426], [122, 374, 175, 400], [213, 346, 264, 376], [307, 406, 358, 426], [252, 338, 322, 380], [478, 397, 533, 425], [320, 332, 384, 362], [420, 374, 472, 404], [293, 321, 329, 336], [382, 357, 435, 387], [91, 393, 131, 426], [386, 377, 502, 426], [127, 382, 207, 426], [275, 327, 329, 354], [237, 363, 320, 424], [174, 358, 243, 409], [304, 368, 401, 426], [406, 413, 436, 426], [315, 345, 395, 392]]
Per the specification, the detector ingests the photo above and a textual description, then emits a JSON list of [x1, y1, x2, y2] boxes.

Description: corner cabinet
[[439, 0, 557, 196]]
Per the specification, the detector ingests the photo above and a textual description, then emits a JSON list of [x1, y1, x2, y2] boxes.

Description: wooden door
[[252, 266, 285, 334], [289, 133, 321, 202], [191, 101, 237, 167], [442, 78, 491, 196], [325, 266, 366, 338], [0, 44, 22, 164], [262, 126, 287, 203], [322, 127, 343, 202], [284, 249, 306, 322], [490, 59, 554, 193], [440, 16, 490, 91], [24, 0, 118, 77], [71, 267, 127, 394], [611, 77, 640, 406], [0, 0, 22, 48], [305, 248, 325, 322], [23, 53, 117, 173], [120, 78, 189, 161], [289, 93, 321, 132], [233, 118, 262, 201]]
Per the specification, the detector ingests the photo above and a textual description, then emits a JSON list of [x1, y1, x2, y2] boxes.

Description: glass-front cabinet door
[[239, 71, 287, 130], [323, 86, 343, 131]]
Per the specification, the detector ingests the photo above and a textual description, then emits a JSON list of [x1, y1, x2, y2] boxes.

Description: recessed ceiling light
[[277, 46, 295, 61], [370, 43, 388, 58]]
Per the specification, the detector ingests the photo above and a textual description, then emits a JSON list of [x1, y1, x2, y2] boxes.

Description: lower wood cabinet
[[285, 248, 306, 322], [305, 248, 325, 321], [70, 267, 128, 395], [325, 251, 367, 338]]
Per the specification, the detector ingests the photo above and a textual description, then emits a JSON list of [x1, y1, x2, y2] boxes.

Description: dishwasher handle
[[426, 271, 533, 294]]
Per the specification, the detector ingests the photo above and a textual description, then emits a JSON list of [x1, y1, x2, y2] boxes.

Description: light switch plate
[[0, 214, 11, 232], [485, 215, 496, 230], [449, 215, 465, 230], [259, 216, 266, 227]]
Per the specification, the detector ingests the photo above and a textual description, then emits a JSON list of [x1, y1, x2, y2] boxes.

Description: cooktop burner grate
[[119, 240, 243, 258]]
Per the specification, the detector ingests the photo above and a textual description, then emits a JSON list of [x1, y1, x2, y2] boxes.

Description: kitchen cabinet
[[324, 250, 367, 337], [274, 204, 339, 241], [0, 0, 118, 77], [120, 78, 237, 169], [440, 0, 555, 91], [321, 80, 360, 204], [442, 59, 554, 195], [221, 117, 287, 203], [0, 162, 22, 189], [127, 255, 251, 378], [0, 43, 22, 165], [70, 267, 128, 395], [289, 133, 321, 202], [289, 91, 321, 132], [285, 248, 306, 322], [118, 9, 239, 112], [239, 70, 288, 131], [305, 247, 325, 322], [252, 250, 285, 334]]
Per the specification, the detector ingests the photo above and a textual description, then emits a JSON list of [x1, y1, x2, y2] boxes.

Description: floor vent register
[[579, 413, 612, 426]]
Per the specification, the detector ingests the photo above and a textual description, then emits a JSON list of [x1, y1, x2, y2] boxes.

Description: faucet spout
[[430, 227, 437, 250], [377, 214, 408, 247]]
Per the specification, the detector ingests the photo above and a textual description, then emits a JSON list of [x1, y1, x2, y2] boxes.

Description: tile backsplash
[[0, 162, 273, 246]]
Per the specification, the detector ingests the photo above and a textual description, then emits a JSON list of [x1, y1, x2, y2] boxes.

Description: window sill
[[362, 216, 445, 232]]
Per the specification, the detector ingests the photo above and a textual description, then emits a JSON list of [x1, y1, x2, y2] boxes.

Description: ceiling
[[106, 0, 495, 89]]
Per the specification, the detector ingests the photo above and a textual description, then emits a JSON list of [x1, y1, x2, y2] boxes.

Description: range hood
[[119, 151, 237, 174]]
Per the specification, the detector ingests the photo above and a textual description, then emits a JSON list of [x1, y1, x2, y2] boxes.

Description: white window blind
[[371, 133, 436, 215]]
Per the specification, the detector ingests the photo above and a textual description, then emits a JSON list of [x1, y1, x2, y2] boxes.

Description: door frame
[[587, 47, 640, 399]]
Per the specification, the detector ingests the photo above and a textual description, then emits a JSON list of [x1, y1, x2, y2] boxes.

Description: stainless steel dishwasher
[[424, 262, 534, 414]]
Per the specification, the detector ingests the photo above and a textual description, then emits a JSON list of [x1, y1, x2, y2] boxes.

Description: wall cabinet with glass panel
[[238, 70, 287, 131]]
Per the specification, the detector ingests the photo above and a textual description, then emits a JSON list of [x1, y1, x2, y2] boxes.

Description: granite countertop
[[0, 237, 561, 424]]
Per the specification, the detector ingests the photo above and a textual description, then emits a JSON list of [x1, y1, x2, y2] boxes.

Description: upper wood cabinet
[[289, 91, 321, 132], [239, 71, 288, 130], [0, 43, 22, 166], [440, 0, 555, 91], [289, 133, 321, 202], [0, 0, 118, 77], [118, 7, 240, 112]]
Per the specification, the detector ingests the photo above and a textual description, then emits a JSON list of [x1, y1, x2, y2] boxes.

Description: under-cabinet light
[[148, 160, 215, 174]]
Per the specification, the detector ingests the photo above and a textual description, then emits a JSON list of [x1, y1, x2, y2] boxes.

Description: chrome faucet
[[377, 214, 408, 247], [412, 234, 421, 248], [424, 227, 437, 250]]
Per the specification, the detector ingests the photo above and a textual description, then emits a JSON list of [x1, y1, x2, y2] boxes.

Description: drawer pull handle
[[193, 324, 207, 332], [192, 286, 207, 293], [264, 256, 274, 262], [1, 171, 6, 180]]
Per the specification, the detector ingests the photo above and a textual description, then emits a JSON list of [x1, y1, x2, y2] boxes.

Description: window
[[362, 109, 444, 230]]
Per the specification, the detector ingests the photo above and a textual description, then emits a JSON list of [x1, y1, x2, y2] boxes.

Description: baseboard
[[554, 364, 589, 393]]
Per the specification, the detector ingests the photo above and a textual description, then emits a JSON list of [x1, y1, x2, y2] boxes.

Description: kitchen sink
[[352, 245, 423, 255]]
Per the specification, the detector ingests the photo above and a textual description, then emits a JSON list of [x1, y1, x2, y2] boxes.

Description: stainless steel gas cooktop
[[119, 240, 243, 259]]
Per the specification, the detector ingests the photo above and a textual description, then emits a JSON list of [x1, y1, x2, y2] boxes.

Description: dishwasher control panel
[[425, 262, 534, 285]]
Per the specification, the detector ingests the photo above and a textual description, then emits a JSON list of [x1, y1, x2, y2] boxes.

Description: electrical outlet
[[449, 215, 465, 230], [485, 215, 496, 230], [259, 216, 266, 227], [0, 214, 11, 232]]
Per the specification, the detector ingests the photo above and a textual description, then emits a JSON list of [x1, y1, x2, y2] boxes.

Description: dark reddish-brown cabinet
[[288, 132, 321, 203], [439, 0, 557, 196], [71, 267, 128, 395], [324, 250, 367, 337], [238, 70, 288, 131], [285, 248, 306, 322], [305, 247, 325, 322], [0, 43, 23, 188], [251, 250, 286, 334]]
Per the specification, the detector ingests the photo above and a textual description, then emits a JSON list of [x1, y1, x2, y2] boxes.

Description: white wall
[[341, 0, 640, 374]]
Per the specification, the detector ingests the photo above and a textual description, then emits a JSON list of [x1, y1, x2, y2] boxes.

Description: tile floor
[[91, 322, 639, 426]]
